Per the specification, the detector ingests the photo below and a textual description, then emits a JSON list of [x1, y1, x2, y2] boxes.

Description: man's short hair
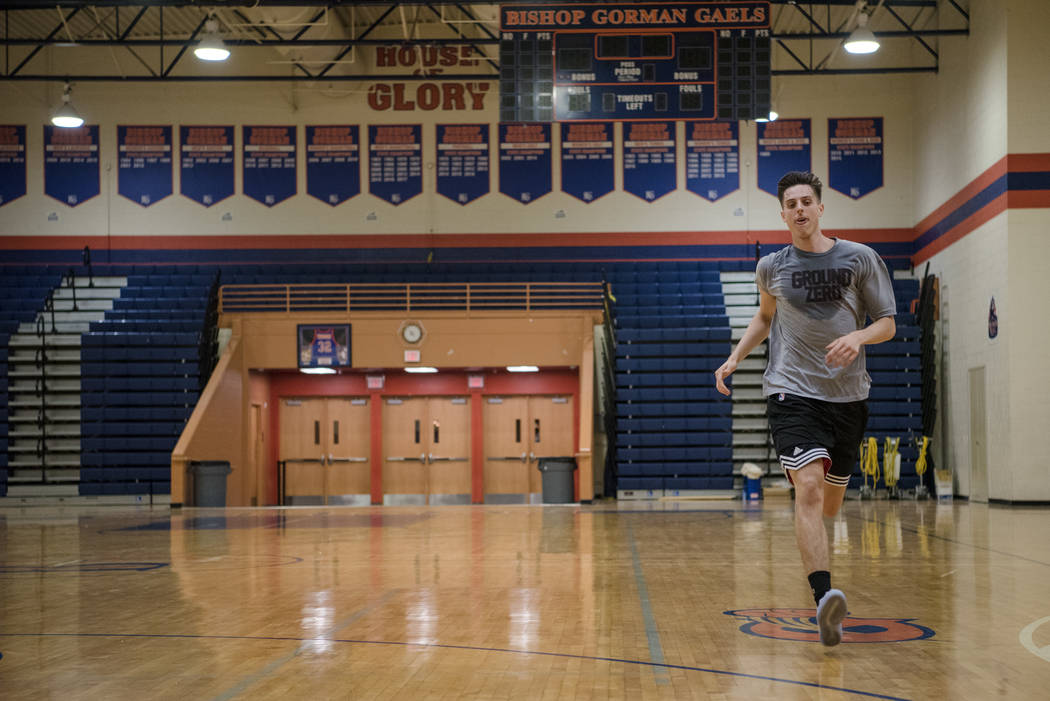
[[777, 171, 823, 205]]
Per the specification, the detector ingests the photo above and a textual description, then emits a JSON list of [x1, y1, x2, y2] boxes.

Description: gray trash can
[[190, 461, 232, 507], [538, 457, 576, 504]]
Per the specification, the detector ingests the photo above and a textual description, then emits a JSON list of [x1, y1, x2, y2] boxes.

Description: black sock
[[808, 570, 831, 606]]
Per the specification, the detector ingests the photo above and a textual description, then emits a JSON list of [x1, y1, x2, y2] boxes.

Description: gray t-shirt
[[755, 238, 897, 402]]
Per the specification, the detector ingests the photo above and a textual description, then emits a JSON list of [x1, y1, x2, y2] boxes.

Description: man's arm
[[824, 315, 896, 368], [714, 289, 777, 396]]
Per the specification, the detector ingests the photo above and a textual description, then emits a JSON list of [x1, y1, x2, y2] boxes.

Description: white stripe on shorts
[[779, 447, 831, 472], [824, 472, 851, 487]]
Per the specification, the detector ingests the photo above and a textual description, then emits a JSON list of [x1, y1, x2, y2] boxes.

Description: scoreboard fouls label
[[499, 2, 771, 122]]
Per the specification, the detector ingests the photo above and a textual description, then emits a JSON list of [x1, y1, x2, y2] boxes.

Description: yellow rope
[[860, 436, 880, 488], [883, 437, 901, 488], [915, 436, 930, 478]]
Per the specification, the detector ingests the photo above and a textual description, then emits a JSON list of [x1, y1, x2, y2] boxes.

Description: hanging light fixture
[[194, 18, 230, 62], [755, 109, 779, 123], [51, 82, 84, 128], [844, 11, 880, 55]]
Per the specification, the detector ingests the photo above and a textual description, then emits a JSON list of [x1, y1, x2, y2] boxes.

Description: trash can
[[537, 457, 576, 504], [190, 461, 232, 507], [744, 477, 763, 501]]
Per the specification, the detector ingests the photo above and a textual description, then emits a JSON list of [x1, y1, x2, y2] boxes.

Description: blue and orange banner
[[561, 121, 614, 203], [499, 122, 552, 204], [686, 120, 739, 201], [44, 124, 100, 207], [757, 119, 811, 198], [828, 117, 883, 199], [117, 125, 173, 207], [306, 125, 360, 206], [180, 125, 234, 207], [0, 125, 26, 207], [436, 123, 490, 205], [622, 121, 676, 202], [243, 125, 297, 207], [369, 124, 423, 205]]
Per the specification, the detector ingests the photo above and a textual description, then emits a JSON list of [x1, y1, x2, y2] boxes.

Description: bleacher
[[77, 267, 210, 497], [1, 270, 66, 498], [609, 262, 739, 496]]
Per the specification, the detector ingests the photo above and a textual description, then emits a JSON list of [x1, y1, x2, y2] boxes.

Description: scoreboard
[[499, 1, 771, 122]]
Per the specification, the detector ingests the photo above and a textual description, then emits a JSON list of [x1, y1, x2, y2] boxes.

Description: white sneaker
[[816, 589, 847, 647]]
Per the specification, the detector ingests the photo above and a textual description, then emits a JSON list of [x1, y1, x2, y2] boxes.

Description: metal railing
[[219, 281, 606, 314]]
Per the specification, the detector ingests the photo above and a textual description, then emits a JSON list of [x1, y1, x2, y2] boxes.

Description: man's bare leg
[[793, 460, 829, 572], [823, 483, 848, 518]]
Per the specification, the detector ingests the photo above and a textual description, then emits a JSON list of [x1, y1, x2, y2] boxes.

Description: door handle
[[529, 452, 536, 461], [329, 455, 368, 463], [386, 455, 426, 463]]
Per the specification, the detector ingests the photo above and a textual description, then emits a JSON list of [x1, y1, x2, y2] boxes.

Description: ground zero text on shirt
[[792, 268, 854, 302]]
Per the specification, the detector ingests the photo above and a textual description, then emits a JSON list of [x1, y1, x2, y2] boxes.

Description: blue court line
[[0, 632, 911, 700], [626, 523, 669, 685]]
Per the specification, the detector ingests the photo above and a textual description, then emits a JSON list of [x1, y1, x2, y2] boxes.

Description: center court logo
[[724, 608, 935, 643]]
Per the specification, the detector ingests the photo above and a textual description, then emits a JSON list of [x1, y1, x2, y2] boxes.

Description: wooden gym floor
[[2, 497, 1049, 700]]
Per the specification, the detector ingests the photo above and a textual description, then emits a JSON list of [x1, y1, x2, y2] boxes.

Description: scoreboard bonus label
[[499, 2, 771, 122]]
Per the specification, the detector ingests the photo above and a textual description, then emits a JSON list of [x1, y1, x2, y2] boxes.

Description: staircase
[[720, 270, 778, 479], [4, 274, 126, 501]]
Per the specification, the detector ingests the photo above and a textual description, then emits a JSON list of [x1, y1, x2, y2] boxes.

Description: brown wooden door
[[527, 396, 575, 501], [326, 398, 371, 505], [426, 397, 472, 505], [279, 398, 326, 505], [382, 398, 429, 505], [483, 397, 530, 504]]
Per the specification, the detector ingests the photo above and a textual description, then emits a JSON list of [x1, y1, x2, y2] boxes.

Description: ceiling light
[[195, 19, 230, 62], [51, 83, 84, 128], [405, 367, 438, 373], [844, 12, 880, 55], [300, 367, 336, 375], [507, 366, 539, 373], [755, 110, 779, 123]]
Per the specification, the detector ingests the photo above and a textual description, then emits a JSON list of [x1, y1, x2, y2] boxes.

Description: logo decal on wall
[[724, 608, 935, 643]]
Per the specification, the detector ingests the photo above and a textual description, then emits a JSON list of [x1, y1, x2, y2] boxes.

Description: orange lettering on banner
[[186, 127, 228, 145], [629, 123, 670, 141]]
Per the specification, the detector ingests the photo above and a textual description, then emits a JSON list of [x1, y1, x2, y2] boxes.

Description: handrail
[[219, 281, 605, 314], [34, 302, 49, 485], [198, 270, 222, 390]]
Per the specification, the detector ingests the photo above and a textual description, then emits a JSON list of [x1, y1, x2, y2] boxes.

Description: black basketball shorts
[[766, 393, 869, 487]]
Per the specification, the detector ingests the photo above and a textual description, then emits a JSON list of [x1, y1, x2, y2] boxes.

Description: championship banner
[[0, 125, 27, 207], [243, 125, 297, 207], [622, 121, 676, 202], [117, 125, 172, 207], [180, 125, 234, 207], [44, 124, 100, 207], [436, 123, 490, 205], [757, 119, 811, 197], [499, 122, 552, 203], [560, 121, 614, 203], [686, 120, 739, 201], [368, 124, 423, 205], [828, 117, 883, 199], [306, 125, 360, 206]]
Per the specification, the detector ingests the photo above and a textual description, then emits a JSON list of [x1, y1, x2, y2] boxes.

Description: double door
[[382, 397, 472, 505], [483, 396, 574, 504], [279, 398, 371, 505]]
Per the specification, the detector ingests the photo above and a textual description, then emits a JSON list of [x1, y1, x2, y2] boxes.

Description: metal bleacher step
[[8, 469, 81, 484], [8, 437, 81, 452], [720, 271, 756, 283], [9, 454, 81, 468], [53, 286, 123, 300], [734, 447, 777, 461], [8, 394, 80, 408], [7, 348, 80, 363], [62, 276, 128, 288], [736, 358, 765, 371], [4, 483, 81, 498], [733, 417, 768, 431], [8, 332, 82, 347], [7, 363, 82, 378], [8, 378, 81, 393], [9, 408, 82, 423], [48, 300, 113, 313], [21, 320, 92, 333], [732, 403, 767, 417], [732, 433, 770, 446], [8, 424, 81, 438]]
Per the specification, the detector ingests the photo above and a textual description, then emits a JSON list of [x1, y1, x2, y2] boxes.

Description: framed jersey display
[[297, 325, 351, 370]]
